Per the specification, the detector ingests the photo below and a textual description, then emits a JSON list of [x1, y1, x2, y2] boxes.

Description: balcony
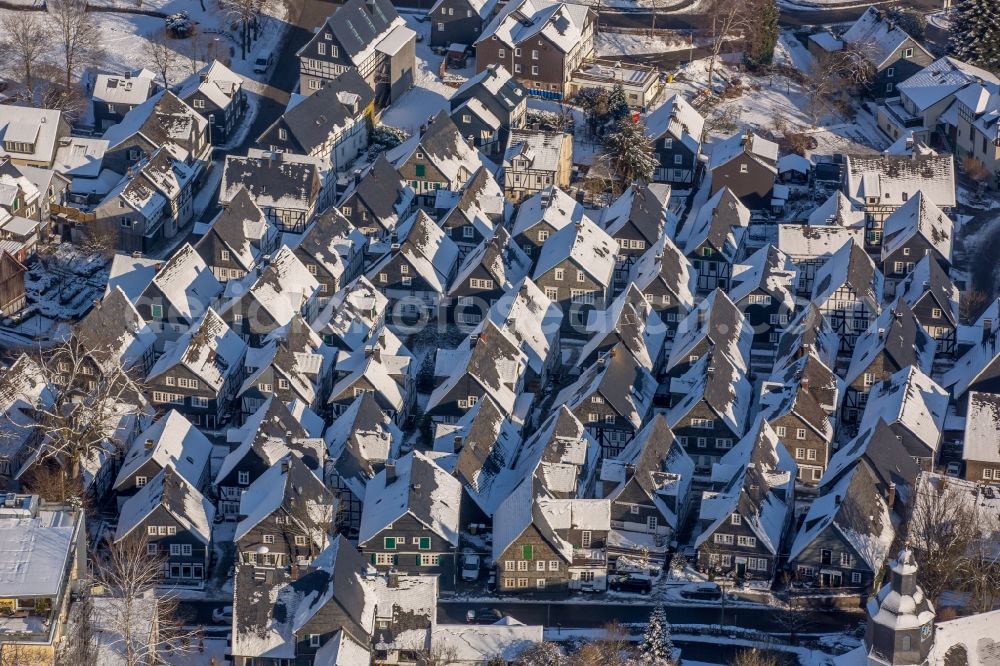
[[0, 598, 57, 644], [572, 547, 606, 567], [880, 98, 924, 130]]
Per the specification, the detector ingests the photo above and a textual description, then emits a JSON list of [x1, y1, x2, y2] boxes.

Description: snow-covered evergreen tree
[[604, 118, 656, 186], [608, 83, 630, 123], [638, 604, 675, 664], [949, 0, 1000, 72]]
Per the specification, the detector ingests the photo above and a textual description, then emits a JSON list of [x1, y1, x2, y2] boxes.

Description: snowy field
[[595, 31, 693, 57]]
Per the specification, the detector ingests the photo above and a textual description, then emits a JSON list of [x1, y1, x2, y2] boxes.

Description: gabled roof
[[140, 242, 223, 322], [769, 351, 841, 417], [775, 304, 840, 371], [476, 0, 593, 54], [666, 289, 752, 374], [532, 216, 617, 288], [601, 414, 694, 530], [326, 392, 403, 487], [0, 106, 65, 164], [511, 186, 590, 237], [358, 451, 462, 546], [337, 155, 413, 231], [811, 238, 883, 314], [842, 6, 930, 68], [789, 463, 894, 570], [807, 191, 867, 228], [114, 410, 211, 490], [696, 419, 795, 555], [234, 453, 333, 544], [258, 69, 373, 155], [76, 286, 156, 373], [845, 301, 935, 386], [386, 112, 497, 187], [728, 244, 798, 313], [644, 93, 704, 154], [759, 367, 835, 444], [146, 308, 247, 391], [312, 276, 388, 351], [600, 182, 672, 247], [777, 224, 865, 260], [221, 151, 321, 212], [199, 187, 274, 271], [178, 60, 243, 110], [298, 0, 403, 65], [102, 91, 207, 157], [580, 283, 666, 372], [369, 210, 459, 293], [449, 227, 530, 296], [880, 190, 953, 262], [894, 255, 959, 327], [707, 131, 778, 172], [858, 365, 947, 456], [503, 129, 568, 174], [943, 324, 1000, 398], [667, 351, 752, 438], [554, 344, 657, 431], [897, 56, 998, 113], [116, 465, 214, 544], [451, 64, 526, 117], [445, 395, 522, 498], [427, 321, 525, 414], [223, 246, 318, 327], [821, 419, 921, 503], [329, 350, 407, 413], [843, 154, 956, 209], [681, 187, 750, 261], [480, 277, 562, 376], [629, 235, 697, 312]]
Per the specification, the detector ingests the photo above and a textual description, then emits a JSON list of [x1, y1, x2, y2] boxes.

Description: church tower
[[864, 549, 936, 666]]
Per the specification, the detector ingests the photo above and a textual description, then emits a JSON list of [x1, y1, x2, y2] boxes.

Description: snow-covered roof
[[387, 112, 497, 188], [728, 244, 798, 314], [554, 343, 657, 432], [894, 255, 959, 326], [788, 464, 894, 571], [666, 351, 752, 438], [511, 185, 591, 238], [666, 288, 753, 375], [963, 391, 1000, 464], [533, 216, 618, 288], [223, 245, 318, 328], [0, 504, 76, 598], [503, 129, 568, 174], [859, 365, 947, 456], [808, 191, 867, 229], [580, 284, 666, 372], [141, 242, 223, 322], [681, 187, 750, 262], [841, 6, 929, 68], [178, 60, 244, 110], [326, 392, 403, 488], [428, 320, 525, 415], [234, 453, 332, 544], [430, 623, 542, 662], [644, 93, 704, 154], [0, 107, 64, 165], [707, 131, 778, 172], [449, 227, 530, 297], [115, 465, 214, 544], [600, 182, 672, 248], [778, 224, 865, 262], [113, 410, 211, 491], [94, 69, 157, 106], [371, 210, 459, 294], [880, 191, 954, 263], [358, 451, 462, 546], [811, 238, 883, 314], [844, 154, 956, 209], [897, 56, 999, 113], [480, 277, 562, 376], [476, 0, 593, 54], [777, 153, 811, 175], [844, 301, 935, 387], [146, 308, 247, 391]]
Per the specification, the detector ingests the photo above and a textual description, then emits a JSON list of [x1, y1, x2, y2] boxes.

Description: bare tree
[[92, 534, 200, 666], [46, 0, 105, 90], [220, 0, 276, 60], [730, 646, 778, 666], [904, 477, 979, 605], [570, 621, 635, 666], [149, 33, 179, 90], [3, 336, 145, 485], [21, 459, 89, 505], [0, 12, 48, 98], [699, 0, 756, 93], [56, 591, 98, 666], [965, 535, 1000, 613]]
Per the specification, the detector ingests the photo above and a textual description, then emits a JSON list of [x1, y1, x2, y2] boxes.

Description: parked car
[[486, 572, 496, 593], [253, 55, 273, 75], [945, 461, 962, 477], [461, 554, 481, 581], [680, 583, 722, 600], [608, 574, 652, 594], [466, 608, 503, 624], [212, 606, 233, 624]]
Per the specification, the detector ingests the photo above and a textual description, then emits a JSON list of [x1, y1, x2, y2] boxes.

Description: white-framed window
[[674, 154, 683, 165], [135, 476, 147, 487], [376, 553, 394, 565], [796, 428, 806, 440], [549, 560, 559, 571], [517, 561, 529, 571], [536, 579, 546, 589], [238, 471, 250, 485], [737, 535, 756, 547], [147, 543, 158, 554], [714, 533, 734, 545], [263, 534, 275, 544], [170, 544, 181, 556], [730, 514, 742, 525], [740, 163, 748, 173], [294, 536, 307, 546], [309, 634, 321, 647], [554, 268, 564, 281], [536, 560, 545, 571], [775, 426, 787, 437], [851, 572, 862, 583], [630, 504, 640, 515], [504, 561, 516, 571]]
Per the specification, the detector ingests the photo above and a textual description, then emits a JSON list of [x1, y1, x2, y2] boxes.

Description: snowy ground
[[380, 14, 469, 135], [595, 31, 693, 57], [649, 33, 888, 159]]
